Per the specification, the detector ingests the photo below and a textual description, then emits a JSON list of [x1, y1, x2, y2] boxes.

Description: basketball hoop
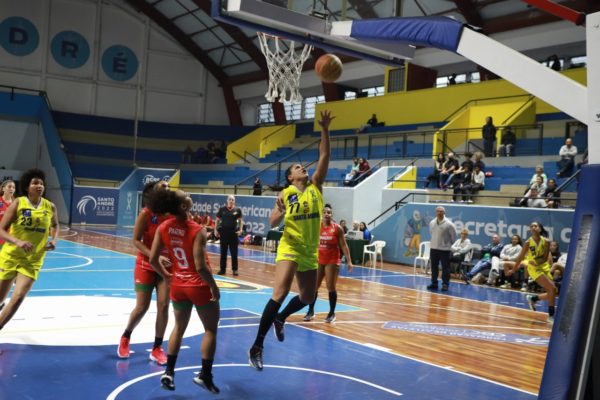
[[257, 32, 313, 103]]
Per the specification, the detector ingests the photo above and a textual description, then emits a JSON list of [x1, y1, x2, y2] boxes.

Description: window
[[570, 56, 586, 68], [285, 102, 302, 121], [303, 95, 325, 120], [257, 103, 274, 124]]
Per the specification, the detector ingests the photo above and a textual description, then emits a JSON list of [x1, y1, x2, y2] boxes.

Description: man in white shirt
[[526, 187, 547, 208], [427, 206, 456, 292], [557, 138, 578, 178]]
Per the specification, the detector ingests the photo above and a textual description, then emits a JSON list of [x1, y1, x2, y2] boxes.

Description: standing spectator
[[462, 164, 485, 203], [498, 127, 516, 157], [448, 73, 457, 85], [461, 234, 504, 284], [427, 206, 456, 292], [359, 222, 372, 241], [215, 195, 243, 276], [438, 152, 459, 189], [253, 178, 262, 196], [557, 138, 578, 177], [424, 153, 445, 188], [482, 116, 497, 157], [182, 145, 194, 164]]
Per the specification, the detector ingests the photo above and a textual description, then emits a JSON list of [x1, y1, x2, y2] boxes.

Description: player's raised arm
[[311, 110, 334, 191]]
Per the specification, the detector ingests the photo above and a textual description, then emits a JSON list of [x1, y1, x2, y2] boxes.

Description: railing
[[369, 189, 577, 227], [442, 94, 534, 123], [244, 151, 261, 162], [231, 150, 250, 164]]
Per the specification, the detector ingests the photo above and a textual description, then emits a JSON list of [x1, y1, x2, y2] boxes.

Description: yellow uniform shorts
[[276, 240, 318, 272], [527, 260, 552, 282], [0, 253, 43, 281]]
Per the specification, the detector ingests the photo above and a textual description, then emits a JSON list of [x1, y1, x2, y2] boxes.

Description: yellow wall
[[390, 166, 417, 189], [314, 68, 586, 131], [227, 125, 296, 163]]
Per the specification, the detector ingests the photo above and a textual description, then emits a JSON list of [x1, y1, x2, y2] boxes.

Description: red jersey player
[[118, 180, 172, 365], [149, 189, 220, 394], [305, 204, 353, 322], [0, 180, 16, 248]]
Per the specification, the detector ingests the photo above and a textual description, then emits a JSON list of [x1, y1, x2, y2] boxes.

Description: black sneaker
[[325, 312, 336, 323], [441, 284, 449, 291], [217, 270, 225, 275], [193, 373, 220, 394], [161, 372, 175, 391], [233, 271, 239, 276], [249, 345, 264, 371], [273, 318, 285, 342], [426, 283, 438, 290]]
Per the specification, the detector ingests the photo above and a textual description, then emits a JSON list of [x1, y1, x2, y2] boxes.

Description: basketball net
[[257, 32, 312, 103]]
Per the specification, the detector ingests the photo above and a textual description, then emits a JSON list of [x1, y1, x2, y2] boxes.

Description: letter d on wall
[[0, 16, 39, 56]]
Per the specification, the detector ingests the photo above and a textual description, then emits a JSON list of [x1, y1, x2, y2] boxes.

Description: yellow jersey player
[[249, 110, 334, 370], [507, 221, 556, 323], [0, 169, 59, 329]]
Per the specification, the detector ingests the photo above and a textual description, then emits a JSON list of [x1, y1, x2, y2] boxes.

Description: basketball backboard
[[211, 0, 415, 66]]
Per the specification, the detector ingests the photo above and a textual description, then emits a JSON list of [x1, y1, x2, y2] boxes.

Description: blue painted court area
[[0, 236, 540, 399]]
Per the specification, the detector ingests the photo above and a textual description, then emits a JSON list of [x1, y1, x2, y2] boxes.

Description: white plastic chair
[[413, 241, 431, 275], [363, 240, 386, 268]]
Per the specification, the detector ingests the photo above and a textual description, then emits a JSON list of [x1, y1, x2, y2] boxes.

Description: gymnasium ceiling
[[124, 0, 599, 88]]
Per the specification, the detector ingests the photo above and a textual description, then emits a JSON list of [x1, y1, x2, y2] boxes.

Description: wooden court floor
[[66, 228, 550, 395]]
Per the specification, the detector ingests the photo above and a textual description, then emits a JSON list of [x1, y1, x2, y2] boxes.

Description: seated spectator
[[339, 219, 349, 234], [215, 140, 227, 158], [359, 221, 372, 241], [195, 146, 207, 163], [542, 178, 560, 208], [438, 152, 459, 188], [529, 165, 547, 187], [498, 127, 516, 157], [462, 164, 485, 203], [450, 229, 471, 270], [444, 152, 473, 189], [525, 187, 547, 208], [451, 164, 472, 202], [343, 158, 360, 186], [253, 178, 262, 196], [207, 142, 219, 163], [345, 157, 371, 186], [493, 235, 523, 287], [473, 151, 486, 172], [557, 137, 578, 178], [519, 175, 546, 206], [461, 234, 504, 284], [345, 220, 362, 240], [182, 145, 194, 164], [424, 153, 445, 188], [550, 252, 568, 283], [367, 113, 379, 128]]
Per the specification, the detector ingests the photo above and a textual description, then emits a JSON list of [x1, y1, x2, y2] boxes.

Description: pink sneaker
[[150, 346, 167, 365], [117, 336, 130, 359]]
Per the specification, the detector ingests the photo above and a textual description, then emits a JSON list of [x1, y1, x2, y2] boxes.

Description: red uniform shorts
[[170, 285, 212, 309]]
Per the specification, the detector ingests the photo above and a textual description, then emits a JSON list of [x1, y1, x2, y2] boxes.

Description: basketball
[[315, 54, 343, 83]]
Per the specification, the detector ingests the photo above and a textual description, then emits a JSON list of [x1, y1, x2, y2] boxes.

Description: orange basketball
[[315, 54, 343, 83]]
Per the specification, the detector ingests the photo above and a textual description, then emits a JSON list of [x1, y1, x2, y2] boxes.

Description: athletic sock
[[328, 291, 337, 314], [277, 295, 307, 321], [308, 291, 318, 314], [548, 306, 555, 317], [122, 329, 133, 339], [166, 354, 178, 375], [153, 337, 163, 348], [201, 358, 214, 376], [253, 299, 281, 348]]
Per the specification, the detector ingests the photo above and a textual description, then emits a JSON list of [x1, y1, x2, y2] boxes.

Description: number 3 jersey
[[158, 218, 210, 287], [0, 196, 53, 264], [280, 183, 324, 252]]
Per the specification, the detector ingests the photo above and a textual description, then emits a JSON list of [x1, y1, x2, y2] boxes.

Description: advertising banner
[[371, 203, 574, 265], [189, 193, 276, 236], [71, 186, 119, 225]]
